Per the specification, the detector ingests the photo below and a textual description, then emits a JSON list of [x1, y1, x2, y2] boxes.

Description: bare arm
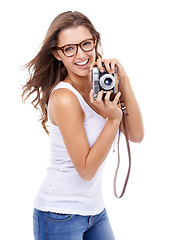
[[119, 75, 144, 142], [48, 88, 122, 181]]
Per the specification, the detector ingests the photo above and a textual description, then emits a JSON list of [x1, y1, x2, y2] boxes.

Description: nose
[[76, 46, 86, 58]]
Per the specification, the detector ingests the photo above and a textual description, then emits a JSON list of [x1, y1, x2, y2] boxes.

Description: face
[[54, 26, 96, 78]]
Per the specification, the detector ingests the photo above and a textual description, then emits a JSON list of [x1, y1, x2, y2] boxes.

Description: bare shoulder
[[50, 88, 75, 104], [49, 88, 84, 125]]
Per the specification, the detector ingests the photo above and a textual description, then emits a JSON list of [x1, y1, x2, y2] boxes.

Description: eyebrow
[[58, 37, 94, 48]]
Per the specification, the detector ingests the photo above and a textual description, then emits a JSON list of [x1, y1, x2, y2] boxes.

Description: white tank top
[[34, 81, 118, 215]]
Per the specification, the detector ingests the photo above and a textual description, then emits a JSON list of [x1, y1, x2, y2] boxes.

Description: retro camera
[[92, 66, 118, 101]]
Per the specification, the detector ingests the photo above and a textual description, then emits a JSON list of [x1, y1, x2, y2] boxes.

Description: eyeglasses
[[56, 37, 96, 57]]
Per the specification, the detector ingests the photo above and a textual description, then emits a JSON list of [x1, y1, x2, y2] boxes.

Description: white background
[[0, 0, 170, 239]]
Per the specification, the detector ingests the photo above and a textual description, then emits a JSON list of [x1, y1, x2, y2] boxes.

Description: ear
[[94, 35, 97, 44], [52, 49, 62, 61]]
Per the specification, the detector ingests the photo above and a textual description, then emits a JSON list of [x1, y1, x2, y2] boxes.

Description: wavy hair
[[22, 11, 102, 134]]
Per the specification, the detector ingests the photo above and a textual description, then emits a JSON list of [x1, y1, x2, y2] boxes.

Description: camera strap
[[113, 100, 131, 198]]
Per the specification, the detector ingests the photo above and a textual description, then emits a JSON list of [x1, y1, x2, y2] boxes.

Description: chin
[[71, 68, 90, 78], [78, 71, 90, 77]]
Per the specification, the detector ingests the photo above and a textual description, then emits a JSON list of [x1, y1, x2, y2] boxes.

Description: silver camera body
[[92, 66, 117, 100]]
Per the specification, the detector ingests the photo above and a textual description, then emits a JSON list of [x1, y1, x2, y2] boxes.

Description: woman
[[22, 11, 144, 240]]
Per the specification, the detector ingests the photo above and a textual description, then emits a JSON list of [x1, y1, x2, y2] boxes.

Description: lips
[[75, 59, 89, 67]]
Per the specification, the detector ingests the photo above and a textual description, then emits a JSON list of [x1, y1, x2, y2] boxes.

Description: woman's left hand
[[90, 58, 128, 82], [90, 58, 144, 143]]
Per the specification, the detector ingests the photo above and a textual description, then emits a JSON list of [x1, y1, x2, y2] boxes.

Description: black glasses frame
[[56, 37, 96, 57]]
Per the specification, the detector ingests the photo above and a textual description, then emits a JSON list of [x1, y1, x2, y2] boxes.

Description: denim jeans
[[33, 208, 115, 240]]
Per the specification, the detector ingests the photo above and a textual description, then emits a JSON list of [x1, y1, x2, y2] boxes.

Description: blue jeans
[[33, 208, 115, 240]]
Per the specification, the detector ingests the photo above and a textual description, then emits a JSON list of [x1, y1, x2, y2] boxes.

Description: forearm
[[83, 118, 120, 180], [90, 58, 144, 143], [119, 76, 144, 142]]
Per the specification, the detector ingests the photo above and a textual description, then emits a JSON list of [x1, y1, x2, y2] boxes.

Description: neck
[[66, 73, 106, 118], [66, 73, 92, 97]]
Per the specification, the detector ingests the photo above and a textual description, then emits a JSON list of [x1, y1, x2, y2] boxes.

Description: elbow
[[82, 176, 93, 181], [78, 168, 96, 181], [76, 157, 97, 181], [137, 133, 144, 143], [130, 130, 144, 143], [132, 135, 144, 143], [79, 172, 94, 181], [136, 128, 144, 143]]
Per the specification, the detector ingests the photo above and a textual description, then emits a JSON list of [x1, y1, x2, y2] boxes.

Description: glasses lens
[[63, 45, 76, 57], [81, 39, 94, 52]]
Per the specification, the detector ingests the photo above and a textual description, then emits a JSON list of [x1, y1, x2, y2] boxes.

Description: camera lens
[[100, 74, 115, 90], [104, 78, 112, 85]]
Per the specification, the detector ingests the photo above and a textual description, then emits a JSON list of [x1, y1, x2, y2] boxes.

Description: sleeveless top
[[34, 81, 118, 215]]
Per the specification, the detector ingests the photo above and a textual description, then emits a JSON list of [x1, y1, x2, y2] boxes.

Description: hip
[[33, 208, 115, 240]]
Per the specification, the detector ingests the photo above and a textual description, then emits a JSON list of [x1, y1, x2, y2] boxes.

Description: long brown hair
[[22, 11, 102, 134]]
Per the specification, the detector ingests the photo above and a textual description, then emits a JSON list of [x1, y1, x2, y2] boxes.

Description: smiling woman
[[21, 10, 143, 240], [22, 12, 102, 134], [52, 26, 97, 78]]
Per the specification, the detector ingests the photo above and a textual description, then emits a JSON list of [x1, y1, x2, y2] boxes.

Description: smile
[[75, 59, 89, 66]]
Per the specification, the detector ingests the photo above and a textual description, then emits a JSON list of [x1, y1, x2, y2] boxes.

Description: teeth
[[76, 60, 88, 66]]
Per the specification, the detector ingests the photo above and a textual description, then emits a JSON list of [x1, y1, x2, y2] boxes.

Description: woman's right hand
[[49, 88, 122, 181], [89, 89, 123, 121]]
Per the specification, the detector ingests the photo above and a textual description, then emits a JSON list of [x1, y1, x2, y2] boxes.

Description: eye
[[81, 39, 94, 51], [64, 45, 75, 53], [82, 40, 92, 46]]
